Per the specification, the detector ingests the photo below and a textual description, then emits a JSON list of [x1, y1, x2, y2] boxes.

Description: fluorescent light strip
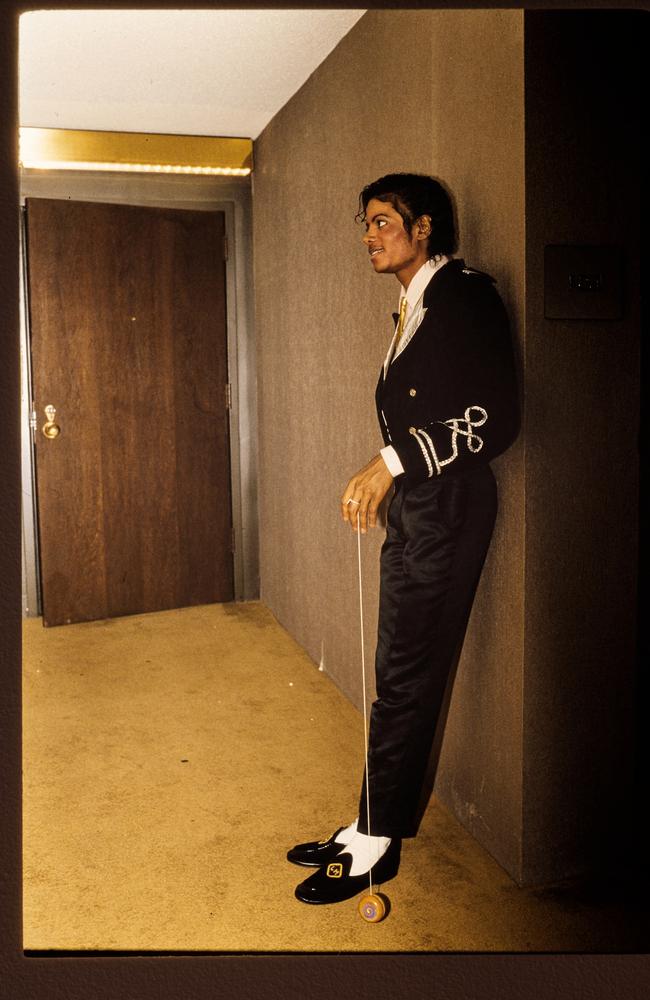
[[20, 159, 251, 176]]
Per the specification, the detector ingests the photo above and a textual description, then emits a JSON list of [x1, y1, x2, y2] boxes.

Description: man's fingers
[[343, 489, 379, 530], [341, 457, 393, 530], [349, 501, 363, 532], [341, 483, 358, 521], [343, 500, 363, 526], [342, 494, 364, 532], [356, 500, 369, 534]]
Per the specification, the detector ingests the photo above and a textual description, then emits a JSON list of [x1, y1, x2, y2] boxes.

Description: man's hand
[[341, 455, 394, 533]]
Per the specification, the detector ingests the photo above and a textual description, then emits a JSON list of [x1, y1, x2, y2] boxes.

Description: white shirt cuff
[[380, 445, 405, 477]]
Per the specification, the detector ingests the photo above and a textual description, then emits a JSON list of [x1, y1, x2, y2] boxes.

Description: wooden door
[[26, 198, 234, 626]]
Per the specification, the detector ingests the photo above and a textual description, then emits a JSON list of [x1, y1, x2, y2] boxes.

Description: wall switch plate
[[544, 244, 623, 320]]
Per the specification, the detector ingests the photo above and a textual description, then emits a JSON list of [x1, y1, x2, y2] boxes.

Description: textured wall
[[522, 12, 641, 885], [415, 10, 525, 872], [253, 9, 526, 879]]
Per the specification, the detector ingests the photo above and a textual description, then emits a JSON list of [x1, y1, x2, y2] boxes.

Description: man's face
[[362, 197, 423, 276]]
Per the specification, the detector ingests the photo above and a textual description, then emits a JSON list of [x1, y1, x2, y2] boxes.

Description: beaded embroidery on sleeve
[[411, 405, 488, 477]]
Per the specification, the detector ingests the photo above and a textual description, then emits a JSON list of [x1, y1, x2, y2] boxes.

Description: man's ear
[[415, 215, 431, 240]]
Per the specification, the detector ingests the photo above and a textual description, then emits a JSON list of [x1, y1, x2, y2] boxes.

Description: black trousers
[[357, 464, 498, 839]]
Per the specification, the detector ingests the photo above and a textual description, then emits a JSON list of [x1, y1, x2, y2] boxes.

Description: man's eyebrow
[[367, 211, 389, 224]]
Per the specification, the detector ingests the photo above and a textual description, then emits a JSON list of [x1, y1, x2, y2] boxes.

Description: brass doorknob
[[42, 405, 61, 439]]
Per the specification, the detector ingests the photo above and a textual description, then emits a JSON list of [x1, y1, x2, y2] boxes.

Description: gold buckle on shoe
[[326, 862, 343, 878]]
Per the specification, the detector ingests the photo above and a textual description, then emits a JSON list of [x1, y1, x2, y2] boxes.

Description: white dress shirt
[[380, 255, 451, 477]]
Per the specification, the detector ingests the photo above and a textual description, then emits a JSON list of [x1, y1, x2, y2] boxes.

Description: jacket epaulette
[[461, 266, 496, 283]]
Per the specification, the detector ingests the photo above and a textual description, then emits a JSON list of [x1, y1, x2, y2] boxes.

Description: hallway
[[22, 603, 645, 953]]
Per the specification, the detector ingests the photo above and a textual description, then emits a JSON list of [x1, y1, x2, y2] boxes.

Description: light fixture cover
[[19, 127, 253, 175]]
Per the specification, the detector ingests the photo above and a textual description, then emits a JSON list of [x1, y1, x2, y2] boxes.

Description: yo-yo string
[[356, 509, 374, 896]]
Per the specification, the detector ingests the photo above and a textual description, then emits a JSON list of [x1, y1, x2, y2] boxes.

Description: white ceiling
[[19, 9, 366, 139]]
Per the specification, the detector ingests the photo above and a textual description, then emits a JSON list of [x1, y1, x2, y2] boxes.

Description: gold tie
[[395, 296, 408, 347]]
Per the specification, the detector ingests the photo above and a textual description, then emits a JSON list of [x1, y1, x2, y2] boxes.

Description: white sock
[[333, 817, 358, 845], [342, 831, 392, 876]]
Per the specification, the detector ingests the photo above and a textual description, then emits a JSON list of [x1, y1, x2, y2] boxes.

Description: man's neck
[[399, 256, 450, 299], [396, 251, 429, 291]]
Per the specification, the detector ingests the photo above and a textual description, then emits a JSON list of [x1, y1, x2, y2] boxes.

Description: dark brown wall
[[522, 11, 641, 884], [253, 9, 527, 879]]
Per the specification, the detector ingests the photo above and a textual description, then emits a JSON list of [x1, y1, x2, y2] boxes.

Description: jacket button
[[409, 426, 416, 434], [409, 388, 417, 397]]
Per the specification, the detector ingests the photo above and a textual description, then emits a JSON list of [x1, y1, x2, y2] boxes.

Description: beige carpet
[[22, 602, 644, 952]]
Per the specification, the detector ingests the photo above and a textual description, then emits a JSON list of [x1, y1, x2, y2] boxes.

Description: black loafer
[[294, 838, 401, 904], [287, 827, 350, 867]]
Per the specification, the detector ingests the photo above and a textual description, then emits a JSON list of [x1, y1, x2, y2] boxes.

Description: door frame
[[19, 169, 259, 611]]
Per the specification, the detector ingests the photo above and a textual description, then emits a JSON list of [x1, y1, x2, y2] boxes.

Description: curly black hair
[[356, 172, 456, 256]]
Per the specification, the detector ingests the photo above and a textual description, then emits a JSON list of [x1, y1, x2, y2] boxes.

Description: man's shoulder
[[429, 259, 507, 329], [431, 259, 497, 296], [459, 264, 496, 284], [432, 259, 500, 307]]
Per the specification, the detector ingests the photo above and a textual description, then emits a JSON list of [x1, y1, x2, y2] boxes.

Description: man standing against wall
[[288, 173, 519, 906]]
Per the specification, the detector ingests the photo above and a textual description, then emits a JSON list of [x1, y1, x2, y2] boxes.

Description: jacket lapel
[[379, 259, 465, 387]]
